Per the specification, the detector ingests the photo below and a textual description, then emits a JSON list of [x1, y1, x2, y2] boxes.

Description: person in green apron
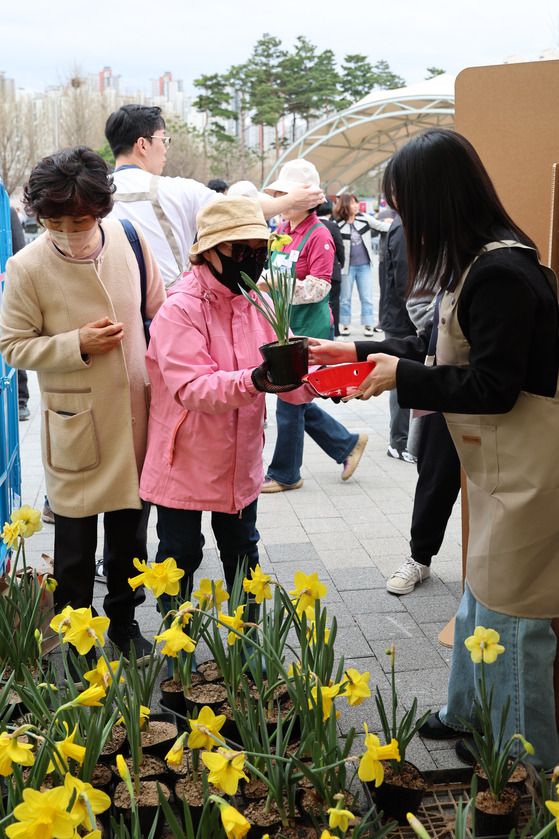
[[307, 129, 559, 770], [260, 159, 368, 493]]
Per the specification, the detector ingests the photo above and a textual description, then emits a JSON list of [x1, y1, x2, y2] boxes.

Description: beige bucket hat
[[189, 196, 270, 257]]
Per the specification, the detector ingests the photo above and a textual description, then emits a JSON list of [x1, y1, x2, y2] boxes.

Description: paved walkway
[[15, 274, 465, 772]]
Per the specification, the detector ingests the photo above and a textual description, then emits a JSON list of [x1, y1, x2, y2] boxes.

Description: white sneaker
[[386, 557, 430, 595]]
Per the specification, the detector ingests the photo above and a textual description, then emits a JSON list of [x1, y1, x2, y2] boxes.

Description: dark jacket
[[357, 245, 559, 413], [380, 215, 415, 337], [318, 217, 344, 283]]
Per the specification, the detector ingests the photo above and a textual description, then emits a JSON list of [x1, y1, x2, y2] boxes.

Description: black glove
[[251, 361, 301, 393]]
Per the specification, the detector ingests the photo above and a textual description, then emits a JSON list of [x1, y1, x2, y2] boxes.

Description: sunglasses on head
[[226, 242, 269, 265]]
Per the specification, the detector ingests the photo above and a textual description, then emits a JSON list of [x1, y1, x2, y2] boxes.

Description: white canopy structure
[[263, 74, 456, 193]]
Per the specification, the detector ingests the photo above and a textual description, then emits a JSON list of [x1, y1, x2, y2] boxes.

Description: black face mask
[[208, 249, 265, 295]]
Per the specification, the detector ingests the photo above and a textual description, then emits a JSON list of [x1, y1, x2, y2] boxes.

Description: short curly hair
[[23, 146, 115, 220]]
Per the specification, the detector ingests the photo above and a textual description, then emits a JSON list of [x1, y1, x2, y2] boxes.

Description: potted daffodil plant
[[239, 232, 309, 386]]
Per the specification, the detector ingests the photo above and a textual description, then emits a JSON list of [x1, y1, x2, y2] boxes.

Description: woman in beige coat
[[0, 147, 166, 665]]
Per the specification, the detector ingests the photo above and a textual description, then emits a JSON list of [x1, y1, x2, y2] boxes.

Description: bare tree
[[0, 91, 41, 195], [57, 65, 112, 150]]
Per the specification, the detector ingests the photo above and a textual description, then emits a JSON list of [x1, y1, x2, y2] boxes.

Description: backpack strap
[[119, 218, 151, 345], [114, 175, 184, 287]]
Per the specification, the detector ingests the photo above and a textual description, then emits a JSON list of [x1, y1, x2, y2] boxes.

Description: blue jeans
[[155, 499, 260, 601], [266, 400, 359, 486], [440, 584, 559, 770], [339, 264, 374, 326]]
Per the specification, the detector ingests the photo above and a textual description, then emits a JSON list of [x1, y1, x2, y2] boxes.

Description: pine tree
[[193, 73, 237, 183]]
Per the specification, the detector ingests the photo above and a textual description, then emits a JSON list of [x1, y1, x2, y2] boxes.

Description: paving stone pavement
[[14, 275, 465, 773]]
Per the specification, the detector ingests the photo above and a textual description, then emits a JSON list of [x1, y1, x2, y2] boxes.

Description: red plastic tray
[[302, 361, 376, 398]]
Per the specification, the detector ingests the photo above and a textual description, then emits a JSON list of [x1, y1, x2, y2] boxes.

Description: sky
[[2, 0, 559, 94]]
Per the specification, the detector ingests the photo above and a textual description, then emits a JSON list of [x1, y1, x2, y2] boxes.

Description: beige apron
[[437, 241, 559, 618]]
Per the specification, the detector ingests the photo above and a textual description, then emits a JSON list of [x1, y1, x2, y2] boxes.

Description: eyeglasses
[[145, 135, 172, 146], [224, 242, 268, 265]]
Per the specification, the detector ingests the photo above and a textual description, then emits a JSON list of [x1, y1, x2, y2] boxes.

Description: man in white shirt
[[106, 105, 324, 287]]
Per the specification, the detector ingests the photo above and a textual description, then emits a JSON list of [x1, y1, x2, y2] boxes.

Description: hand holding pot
[[307, 337, 357, 366], [251, 362, 301, 393]]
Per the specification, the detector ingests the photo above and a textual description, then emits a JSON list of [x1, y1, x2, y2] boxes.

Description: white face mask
[[46, 224, 99, 257]]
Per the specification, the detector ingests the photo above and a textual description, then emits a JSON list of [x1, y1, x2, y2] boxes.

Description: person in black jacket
[[381, 214, 416, 461], [316, 198, 345, 338], [307, 128, 559, 770]]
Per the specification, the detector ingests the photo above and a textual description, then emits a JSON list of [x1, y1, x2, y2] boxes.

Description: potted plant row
[[0, 504, 557, 839]]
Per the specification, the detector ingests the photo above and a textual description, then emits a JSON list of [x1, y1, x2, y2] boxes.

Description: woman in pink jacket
[[140, 197, 314, 598]]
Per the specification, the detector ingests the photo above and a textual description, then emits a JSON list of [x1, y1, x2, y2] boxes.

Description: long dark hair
[[382, 128, 536, 295], [333, 192, 358, 222]]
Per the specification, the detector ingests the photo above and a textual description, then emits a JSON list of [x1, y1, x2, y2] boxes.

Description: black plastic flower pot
[[259, 336, 308, 386], [159, 678, 188, 716], [474, 787, 520, 837], [366, 760, 428, 825], [139, 712, 178, 760], [113, 780, 171, 839]]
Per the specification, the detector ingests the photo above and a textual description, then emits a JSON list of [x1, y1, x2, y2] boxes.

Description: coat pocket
[[44, 409, 100, 472], [445, 419, 499, 495]]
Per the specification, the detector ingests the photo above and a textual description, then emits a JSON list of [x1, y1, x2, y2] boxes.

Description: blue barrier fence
[[0, 182, 22, 573]]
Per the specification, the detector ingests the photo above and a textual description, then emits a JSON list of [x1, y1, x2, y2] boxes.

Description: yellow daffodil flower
[[47, 723, 86, 773], [56, 606, 109, 655], [290, 571, 327, 615], [71, 685, 106, 707], [50, 605, 73, 635], [165, 732, 187, 767], [175, 600, 196, 626], [116, 704, 150, 728], [202, 748, 249, 795], [154, 620, 196, 657], [116, 753, 129, 781], [218, 606, 246, 646], [128, 556, 184, 598], [546, 799, 559, 830], [319, 832, 337, 839], [514, 734, 535, 755], [464, 626, 505, 664], [43, 576, 58, 593], [188, 705, 226, 750], [407, 812, 431, 839], [0, 731, 35, 776], [64, 774, 111, 830], [84, 658, 124, 689], [193, 578, 229, 610], [288, 661, 301, 678], [306, 622, 330, 646], [6, 785, 80, 839], [2, 520, 23, 549], [358, 724, 401, 786], [328, 804, 356, 832], [310, 682, 341, 721], [11, 505, 43, 538], [218, 802, 251, 839], [242, 563, 272, 604], [270, 233, 293, 252], [342, 668, 371, 706]]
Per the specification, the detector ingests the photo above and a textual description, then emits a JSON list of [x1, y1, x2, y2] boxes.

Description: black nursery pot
[[259, 336, 308, 386], [367, 761, 427, 825], [474, 787, 520, 837]]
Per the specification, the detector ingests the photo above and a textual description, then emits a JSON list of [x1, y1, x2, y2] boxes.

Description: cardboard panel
[[455, 61, 559, 267]]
